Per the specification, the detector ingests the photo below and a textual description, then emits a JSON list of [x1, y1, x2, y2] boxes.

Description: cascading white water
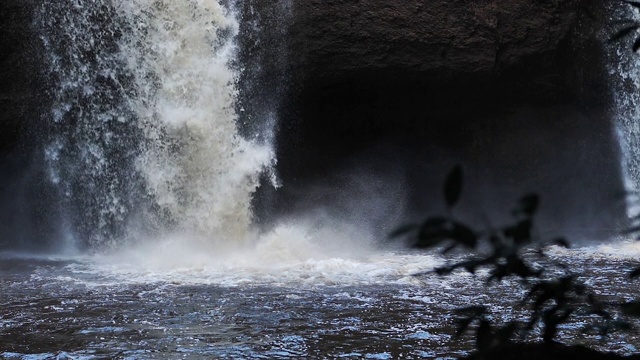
[[118, 0, 275, 242], [601, 1, 640, 225], [39, 0, 274, 249], [608, 2, 640, 218]]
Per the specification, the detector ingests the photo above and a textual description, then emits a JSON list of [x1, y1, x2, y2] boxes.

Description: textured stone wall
[[276, 0, 607, 179], [0, 0, 43, 155], [288, 0, 583, 99], [270, 0, 626, 238]]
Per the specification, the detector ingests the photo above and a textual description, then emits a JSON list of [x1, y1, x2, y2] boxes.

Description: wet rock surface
[[287, 0, 583, 99], [277, 0, 604, 177]]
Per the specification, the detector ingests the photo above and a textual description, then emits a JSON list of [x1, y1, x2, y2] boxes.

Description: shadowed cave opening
[[268, 71, 627, 243], [245, 0, 630, 244]]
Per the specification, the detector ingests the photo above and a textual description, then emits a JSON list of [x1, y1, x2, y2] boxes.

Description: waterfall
[[38, 0, 274, 249], [610, 2, 640, 218]]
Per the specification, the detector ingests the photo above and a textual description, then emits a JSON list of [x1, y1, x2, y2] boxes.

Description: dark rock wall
[[0, 0, 55, 250], [279, 0, 601, 176], [288, 0, 580, 98], [236, 0, 292, 140], [271, 0, 626, 239], [0, 0, 42, 155]]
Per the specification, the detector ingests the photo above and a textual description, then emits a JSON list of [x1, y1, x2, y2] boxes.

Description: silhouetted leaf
[[622, 301, 640, 317], [388, 223, 418, 238], [494, 322, 518, 346], [454, 305, 487, 337], [441, 243, 458, 254], [612, 320, 634, 331], [528, 277, 574, 310], [455, 317, 474, 338], [476, 320, 493, 351], [455, 305, 488, 316], [434, 266, 454, 276], [534, 247, 547, 258], [449, 222, 478, 249], [414, 217, 478, 250], [488, 255, 539, 282], [585, 320, 633, 336], [443, 165, 463, 208], [542, 307, 573, 343], [462, 259, 485, 274], [516, 194, 539, 217], [633, 36, 640, 52], [503, 219, 533, 245], [585, 296, 611, 318], [610, 25, 639, 42], [630, 267, 640, 278], [552, 237, 570, 248], [588, 309, 611, 318], [415, 217, 452, 248]]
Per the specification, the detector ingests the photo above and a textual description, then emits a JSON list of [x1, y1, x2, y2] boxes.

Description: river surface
[[2, 237, 640, 359]]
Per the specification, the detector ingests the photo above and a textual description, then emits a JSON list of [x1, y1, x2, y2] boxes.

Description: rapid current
[[2, 0, 640, 359]]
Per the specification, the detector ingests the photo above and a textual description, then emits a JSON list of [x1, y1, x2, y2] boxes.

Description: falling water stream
[[40, 0, 274, 249], [2, 1, 640, 358]]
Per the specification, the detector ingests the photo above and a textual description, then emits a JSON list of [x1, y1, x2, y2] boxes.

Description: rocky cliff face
[[0, 0, 42, 155], [0, 0, 54, 249], [270, 0, 625, 238], [277, 0, 606, 177]]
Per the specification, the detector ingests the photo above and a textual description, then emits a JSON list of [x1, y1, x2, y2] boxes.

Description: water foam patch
[[546, 238, 640, 260], [54, 223, 444, 287]]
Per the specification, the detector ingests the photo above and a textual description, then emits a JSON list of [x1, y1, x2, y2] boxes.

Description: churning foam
[[51, 221, 441, 287]]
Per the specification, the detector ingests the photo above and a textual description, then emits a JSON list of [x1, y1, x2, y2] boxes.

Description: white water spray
[[40, 0, 274, 248], [117, 0, 274, 242], [610, 3, 640, 218]]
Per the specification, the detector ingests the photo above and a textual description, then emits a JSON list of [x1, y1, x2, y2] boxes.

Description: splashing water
[[39, 0, 274, 249], [610, 3, 640, 217]]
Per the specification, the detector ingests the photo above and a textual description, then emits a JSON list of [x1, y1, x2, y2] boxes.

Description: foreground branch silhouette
[[392, 165, 640, 359]]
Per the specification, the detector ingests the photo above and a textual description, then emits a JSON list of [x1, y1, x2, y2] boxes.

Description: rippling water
[[2, 236, 640, 359]]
